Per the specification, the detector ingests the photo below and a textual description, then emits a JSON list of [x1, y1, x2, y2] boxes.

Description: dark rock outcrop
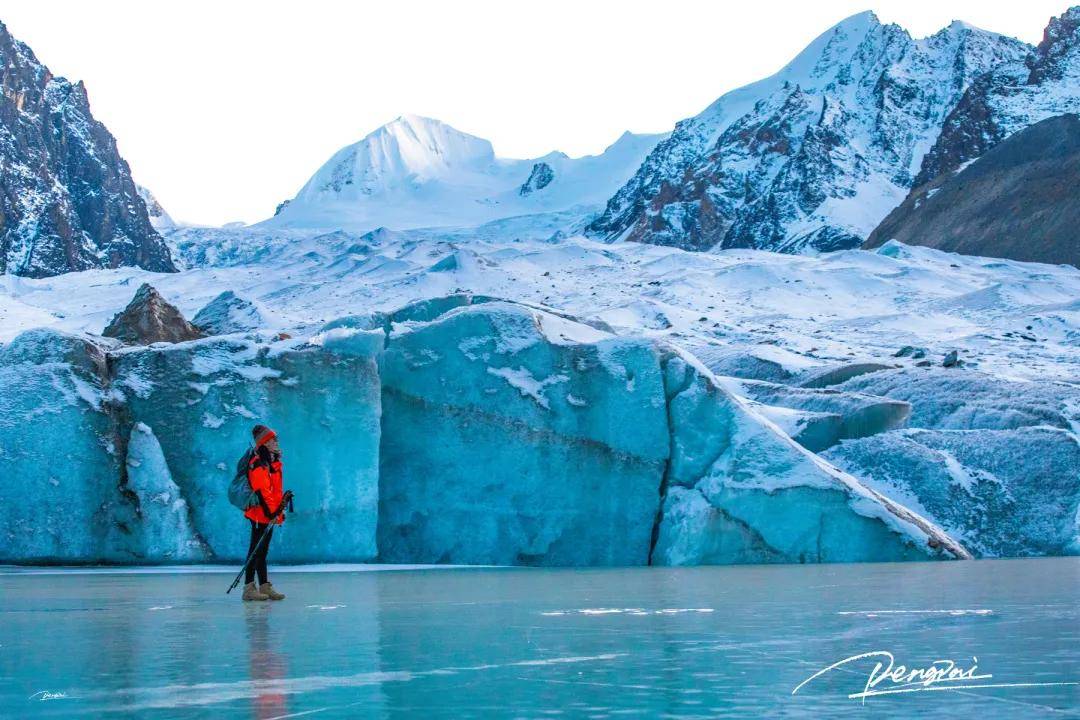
[[865, 114, 1080, 267], [916, 7, 1080, 185], [518, 162, 554, 195], [103, 284, 203, 345], [0, 22, 175, 277]]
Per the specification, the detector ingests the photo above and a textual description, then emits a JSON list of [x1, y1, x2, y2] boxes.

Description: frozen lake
[[1, 558, 1077, 718]]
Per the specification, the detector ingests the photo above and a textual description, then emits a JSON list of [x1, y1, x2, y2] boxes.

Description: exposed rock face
[[103, 284, 203, 345], [518, 162, 554, 195], [866, 114, 1080, 267], [916, 7, 1080, 185], [0, 22, 175, 277], [586, 12, 1028, 254]]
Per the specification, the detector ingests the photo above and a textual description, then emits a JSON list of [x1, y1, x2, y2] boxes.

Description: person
[[241, 424, 292, 602]]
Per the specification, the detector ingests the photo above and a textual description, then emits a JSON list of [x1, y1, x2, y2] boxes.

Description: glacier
[[0, 327, 383, 564], [2, 223, 1077, 567], [0, 330, 120, 561], [651, 350, 960, 565], [825, 427, 1080, 557], [0, 294, 967, 566], [377, 302, 669, 565]]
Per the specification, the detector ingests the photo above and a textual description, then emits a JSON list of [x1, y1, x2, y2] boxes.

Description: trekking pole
[[227, 492, 293, 594]]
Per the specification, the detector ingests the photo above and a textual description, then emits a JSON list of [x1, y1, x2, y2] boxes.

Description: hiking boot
[[242, 582, 268, 601], [260, 582, 285, 600]]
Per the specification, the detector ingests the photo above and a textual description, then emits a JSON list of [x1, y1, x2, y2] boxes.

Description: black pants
[[245, 520, 274, 585]]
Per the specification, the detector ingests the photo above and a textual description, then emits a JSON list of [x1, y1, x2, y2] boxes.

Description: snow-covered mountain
[[586, 11, 1030, 253], [0, 22, 175, 277], [915, 6, 1080, 184], [136, 184, 178, 232], [266, 114, 665, 231]]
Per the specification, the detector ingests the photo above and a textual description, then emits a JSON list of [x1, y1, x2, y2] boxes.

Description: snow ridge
[[267, 115, 666, 231], [586, 12, 1031, 254]]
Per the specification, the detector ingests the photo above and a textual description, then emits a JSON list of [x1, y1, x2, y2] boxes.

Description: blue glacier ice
[[114, 422, 209, 561], [376, 301, 669, 565], [110, 330, 383, 563], [0, 295, 980, 566], [651, 350, 964, 565], [825, 427, 1080, 556], [0, 330, 120, 562]]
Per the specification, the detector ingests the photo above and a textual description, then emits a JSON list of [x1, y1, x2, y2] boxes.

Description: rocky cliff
[[0, 22, 175, 277], [865, 114, 1080, 267]]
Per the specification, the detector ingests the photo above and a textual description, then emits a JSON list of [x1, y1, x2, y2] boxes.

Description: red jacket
[[245, 456, 285, 525]]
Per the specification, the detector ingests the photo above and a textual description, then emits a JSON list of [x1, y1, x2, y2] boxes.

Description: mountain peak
[[363, 114, 493, 169], [1028, 5, 1080, 83], [844, 10, 880, 25], [378, 113, 460, 138]]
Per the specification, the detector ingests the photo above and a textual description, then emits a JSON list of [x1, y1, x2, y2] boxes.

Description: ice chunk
[[825, 427, 1080, 557], [377, 302, 669, 566], [191, 291, 264, 335], [113, 423, 210, 561], [835, 368, 1080, 431], [797, 362, 895, 388], [750, 402, 846, 453], [688, 343, 819, 382], [732, 379, 911, 451], [652, 348, 967, 565]]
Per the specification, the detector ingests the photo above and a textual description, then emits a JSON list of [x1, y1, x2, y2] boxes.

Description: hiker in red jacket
[[242, 424, 292, 602]]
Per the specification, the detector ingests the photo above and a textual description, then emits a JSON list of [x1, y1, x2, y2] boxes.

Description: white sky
[[1, 1, 1069, 225]]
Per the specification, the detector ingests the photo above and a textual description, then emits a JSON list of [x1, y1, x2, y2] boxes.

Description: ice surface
[[3, 560, 1077, 718], [825, 427, 1080, 556]]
